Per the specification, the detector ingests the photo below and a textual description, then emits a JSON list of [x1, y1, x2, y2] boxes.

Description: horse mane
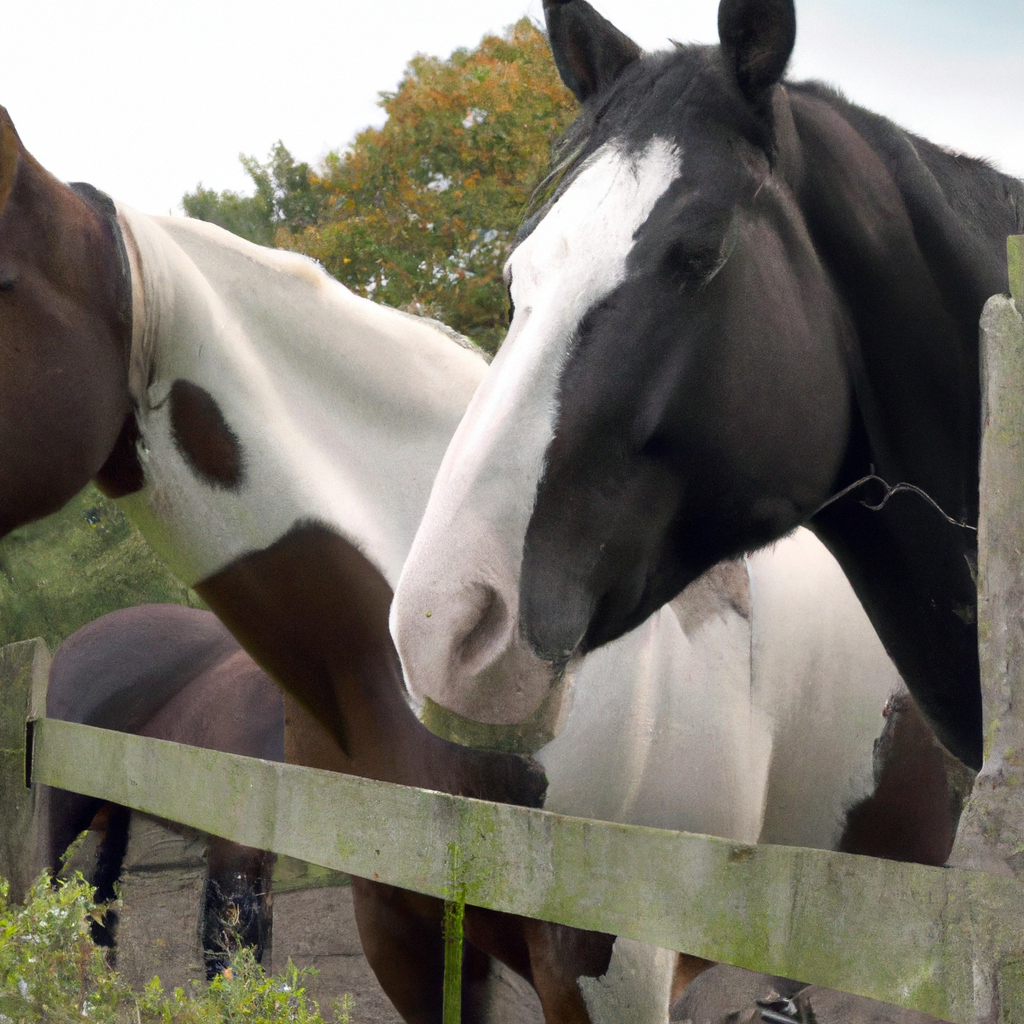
[[69, 181, 134, 333], [520, 51, 1024, 250], [517, 47, 719, 243]]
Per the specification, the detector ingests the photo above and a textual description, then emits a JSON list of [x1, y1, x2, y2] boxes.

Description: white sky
[[2, 0, 1021, 216]]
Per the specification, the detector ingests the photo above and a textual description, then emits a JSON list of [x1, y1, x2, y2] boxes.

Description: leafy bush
[[135, 950, 349, 1024], [0, 872, 350, 1023], [0, 872, 122, 1022]]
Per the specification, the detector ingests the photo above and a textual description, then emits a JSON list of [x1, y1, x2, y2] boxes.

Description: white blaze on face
[[393, 137, 681, 721]]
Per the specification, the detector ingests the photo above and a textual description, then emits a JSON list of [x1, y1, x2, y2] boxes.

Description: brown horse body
[[43, 604, 279, 973]]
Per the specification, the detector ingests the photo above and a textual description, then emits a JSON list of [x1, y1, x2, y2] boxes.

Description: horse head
[[392, 0, 854, 727], [0, 106, 134, 537]]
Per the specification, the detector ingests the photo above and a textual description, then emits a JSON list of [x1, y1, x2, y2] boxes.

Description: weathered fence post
[[115, 815, 208, 992], [0, 638, 50, 902], [948, 236, 1024, 1023]]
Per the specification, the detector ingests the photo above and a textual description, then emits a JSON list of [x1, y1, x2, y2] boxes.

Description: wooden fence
[[6, 238, 1024, 1024]]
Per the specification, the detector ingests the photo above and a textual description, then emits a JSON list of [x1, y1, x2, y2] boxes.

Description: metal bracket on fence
[[756, 994, 802, 1023], [758, 1009, 800, 1024]]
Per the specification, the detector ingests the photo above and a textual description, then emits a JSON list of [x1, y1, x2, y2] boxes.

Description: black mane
[[789, 80, 1024, 239], [521, 48, 1024, 258]]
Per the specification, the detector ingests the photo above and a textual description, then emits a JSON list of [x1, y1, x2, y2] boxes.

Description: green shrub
[[0, 871, 351, 1023], [0, 872, 123, 1022], [135, 948, 350, 1024]]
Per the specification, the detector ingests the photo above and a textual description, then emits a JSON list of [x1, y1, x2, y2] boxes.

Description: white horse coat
[[112, 207, 900, 1023]]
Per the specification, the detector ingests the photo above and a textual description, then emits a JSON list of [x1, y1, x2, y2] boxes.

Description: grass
[[0, 870, 352, 1023], [0, 485, 202, 652]]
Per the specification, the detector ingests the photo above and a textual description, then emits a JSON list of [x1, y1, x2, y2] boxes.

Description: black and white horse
[[392, 0, 1024, 772]]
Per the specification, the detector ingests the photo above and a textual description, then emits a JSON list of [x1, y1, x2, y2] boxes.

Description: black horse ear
[[718, 0, 796, 104], [543, 0, 643, 103]]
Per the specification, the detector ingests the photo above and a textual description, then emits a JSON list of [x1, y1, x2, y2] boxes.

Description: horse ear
[[0, 108, 22, 212], [543, 0, 643, 103], [717, 0, 796, 104]]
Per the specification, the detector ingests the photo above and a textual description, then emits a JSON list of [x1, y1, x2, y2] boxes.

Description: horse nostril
[[454, 584, 512, 676]]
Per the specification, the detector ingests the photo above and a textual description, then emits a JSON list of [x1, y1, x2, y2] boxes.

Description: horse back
[[47, 604, 243, 732]]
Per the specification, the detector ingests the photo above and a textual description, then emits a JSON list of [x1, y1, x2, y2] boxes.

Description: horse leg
[[40, 785, 105, 879], [350, 876, 500, 1024], [524, 921, 689, 1023], [519, 919, 614, 1024], [89, 804, 132, 947], [39, 789, 129, 948], [203, 837, 274, 978]]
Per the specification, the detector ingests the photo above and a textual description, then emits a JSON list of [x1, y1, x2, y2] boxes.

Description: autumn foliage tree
[[183, 19, 575, 352]]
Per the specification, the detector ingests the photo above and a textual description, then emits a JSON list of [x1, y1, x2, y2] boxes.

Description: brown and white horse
[[0, 106, 965, 1022], [43, 595, 965, 1020]]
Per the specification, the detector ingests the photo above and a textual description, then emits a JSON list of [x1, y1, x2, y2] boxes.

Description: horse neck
[[192, 520, 546, 805], [779, 85, 1021, 519], [114, 205, 486, 590], [109, 211, 543, 805], [784, 83, 1021, 315], [0, 138, 132, 536]]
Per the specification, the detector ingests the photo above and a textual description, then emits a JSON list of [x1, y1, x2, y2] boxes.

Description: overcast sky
[[3, 0, 1021, 216]]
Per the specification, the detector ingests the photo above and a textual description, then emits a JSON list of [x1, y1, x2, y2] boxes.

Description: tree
[[182, 143, 326, 248], [184, 19, 576, 353], [181, 183, 273, 247]]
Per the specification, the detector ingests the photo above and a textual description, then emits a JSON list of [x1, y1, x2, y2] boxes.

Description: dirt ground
[[110, 814, 543, 1022]]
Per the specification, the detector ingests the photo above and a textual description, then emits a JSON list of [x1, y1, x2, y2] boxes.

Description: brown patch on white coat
[[169, 379, 245, 490], [839, 691, 975, 866]]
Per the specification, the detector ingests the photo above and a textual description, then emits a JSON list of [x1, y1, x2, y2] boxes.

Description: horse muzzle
[[391, 567, 569, 734]]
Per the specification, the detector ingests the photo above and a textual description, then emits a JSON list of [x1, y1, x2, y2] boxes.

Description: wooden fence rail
[[9, 238, 1024, 1023], [15, 712, 1023, 1023]]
